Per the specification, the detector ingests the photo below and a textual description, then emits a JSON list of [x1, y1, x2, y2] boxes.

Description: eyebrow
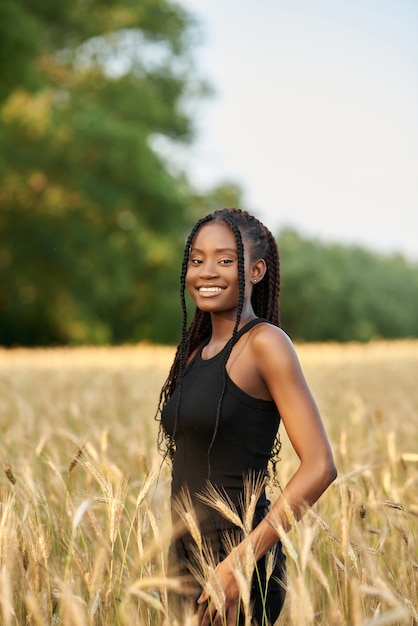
[[190, 247, 238, 254]]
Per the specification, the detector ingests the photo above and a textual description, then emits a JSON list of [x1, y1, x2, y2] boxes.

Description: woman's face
[[186, 221, 253, 316]]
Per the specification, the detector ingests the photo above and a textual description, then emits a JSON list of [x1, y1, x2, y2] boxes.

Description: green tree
[[278, 230, 418, 342], [0, 0, 207, 345]]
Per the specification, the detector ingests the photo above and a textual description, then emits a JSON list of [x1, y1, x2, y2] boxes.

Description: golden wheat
[[0, 340, 417, 625]]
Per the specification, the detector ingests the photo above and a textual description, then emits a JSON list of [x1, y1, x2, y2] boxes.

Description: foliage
[[278, 230, 418, 342], [0, 0, 205, 346]]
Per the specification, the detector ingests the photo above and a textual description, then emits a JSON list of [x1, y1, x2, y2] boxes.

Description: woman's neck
[[209, 308, 257, 342]]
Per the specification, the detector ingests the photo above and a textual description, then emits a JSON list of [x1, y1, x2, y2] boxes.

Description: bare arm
[[199, 325, 337, 625], [246, 326, 337, 556]]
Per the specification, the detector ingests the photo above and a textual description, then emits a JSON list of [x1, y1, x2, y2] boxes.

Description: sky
[[177, 0, 418, 260]]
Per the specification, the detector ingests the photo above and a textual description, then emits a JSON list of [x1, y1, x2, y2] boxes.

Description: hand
[[197, 555, 248, 626]]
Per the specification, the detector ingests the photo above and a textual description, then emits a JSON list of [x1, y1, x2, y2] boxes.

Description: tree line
[[278, 230, 418, 342], [1, 0, 417, 347]]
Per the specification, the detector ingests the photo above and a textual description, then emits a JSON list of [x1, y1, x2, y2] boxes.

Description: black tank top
[[161, 318, 281, 544]]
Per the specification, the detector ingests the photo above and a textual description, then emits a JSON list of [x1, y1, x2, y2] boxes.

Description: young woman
[[157, 208, 337, 625]]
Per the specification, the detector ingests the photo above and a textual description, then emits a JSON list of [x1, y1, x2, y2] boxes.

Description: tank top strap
[[234, 317, 269, 341]]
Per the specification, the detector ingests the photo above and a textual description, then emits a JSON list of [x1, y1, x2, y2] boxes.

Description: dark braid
[[206, 214, 246, 477], [156, 214, 213, 461], [156, 208, 282, 481]]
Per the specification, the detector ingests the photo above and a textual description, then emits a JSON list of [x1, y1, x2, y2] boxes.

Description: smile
[[197, 287, 225, 293]]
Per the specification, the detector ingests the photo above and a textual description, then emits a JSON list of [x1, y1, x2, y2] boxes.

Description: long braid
[[156, 215, 213, 460], [210, 210, 282, 484], [244, 215, 282, 482], [243, 212, 280, 326], [206, 215, 246, 477]]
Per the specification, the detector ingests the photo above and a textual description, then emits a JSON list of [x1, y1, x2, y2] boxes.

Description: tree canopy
[[0, 0, 205, 345], [279, 230, 418, 342]]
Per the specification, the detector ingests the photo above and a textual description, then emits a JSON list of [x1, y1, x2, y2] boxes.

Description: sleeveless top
[[161, 318, 282, 550]]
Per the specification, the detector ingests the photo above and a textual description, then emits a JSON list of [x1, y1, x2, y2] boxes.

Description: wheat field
[[0, 340, 417, 625]]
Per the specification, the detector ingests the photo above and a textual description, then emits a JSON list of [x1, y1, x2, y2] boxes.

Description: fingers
[[199, 602, 216, 626], [199, 601, 241, 626], [226, 605, 240, 626]]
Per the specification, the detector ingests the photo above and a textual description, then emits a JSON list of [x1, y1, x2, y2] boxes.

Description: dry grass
[[0, 340, 417, 625]]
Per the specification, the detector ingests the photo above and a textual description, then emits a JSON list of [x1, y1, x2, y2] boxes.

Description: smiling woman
[[155, 208, 337, 625]]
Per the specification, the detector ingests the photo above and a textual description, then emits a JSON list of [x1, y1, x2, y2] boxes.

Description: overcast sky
[[178, 0, 418, 260]]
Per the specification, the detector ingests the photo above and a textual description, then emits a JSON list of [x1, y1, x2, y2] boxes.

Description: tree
[[0, 0, 207, 345], [278, 229, 418, 342]]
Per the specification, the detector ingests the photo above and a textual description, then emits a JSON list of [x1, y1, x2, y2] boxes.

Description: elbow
[[311, 452, 337, 493], [323, 456, 338, 488]]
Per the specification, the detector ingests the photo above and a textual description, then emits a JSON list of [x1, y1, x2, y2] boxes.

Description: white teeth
[[198, 287, 223, 292]]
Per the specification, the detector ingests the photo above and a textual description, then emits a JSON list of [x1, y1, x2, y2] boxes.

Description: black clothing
[[161, 318, 286, 623]]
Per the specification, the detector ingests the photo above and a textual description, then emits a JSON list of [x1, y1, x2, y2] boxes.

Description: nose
[[198, 260, 219, 279]]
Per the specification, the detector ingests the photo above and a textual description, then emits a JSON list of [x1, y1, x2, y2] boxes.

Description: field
[[0, 340, 417, 625]]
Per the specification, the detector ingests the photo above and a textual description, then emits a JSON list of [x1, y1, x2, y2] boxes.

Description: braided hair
[[156, 208, 282, 481]]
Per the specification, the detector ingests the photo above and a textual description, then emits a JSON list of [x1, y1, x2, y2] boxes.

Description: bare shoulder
[[250, 322, 296, 354], [249, 322, 302, 372]]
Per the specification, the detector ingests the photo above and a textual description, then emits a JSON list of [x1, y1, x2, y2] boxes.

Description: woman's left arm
[[198, 326, 337, 625], [249, 326, 338, 555]]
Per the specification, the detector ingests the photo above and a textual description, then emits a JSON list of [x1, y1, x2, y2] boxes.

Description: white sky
[[178, 0, 418, 260]]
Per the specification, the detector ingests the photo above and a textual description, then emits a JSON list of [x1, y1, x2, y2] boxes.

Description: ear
[[250, 259, 267, 285]]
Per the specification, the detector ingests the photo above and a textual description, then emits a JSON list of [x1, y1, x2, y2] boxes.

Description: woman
[[157, 208, 337, 625]]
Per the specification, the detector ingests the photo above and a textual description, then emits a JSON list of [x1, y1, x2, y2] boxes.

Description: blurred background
[[1, 0, 417, 347]]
